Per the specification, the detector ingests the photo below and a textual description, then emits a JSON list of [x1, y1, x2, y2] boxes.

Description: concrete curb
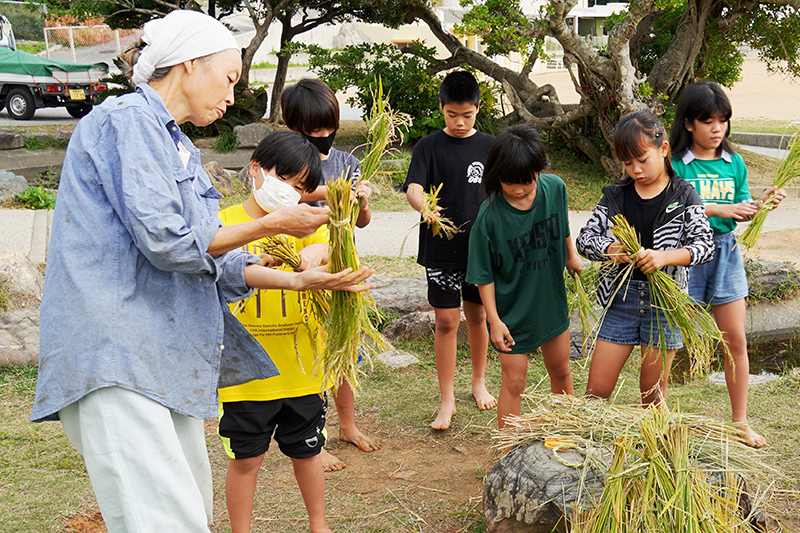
[[732, 131, 795, 149]]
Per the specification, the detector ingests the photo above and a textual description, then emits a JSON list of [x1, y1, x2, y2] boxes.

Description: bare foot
[[472, 383, 497, 411], [340, 426, 381, 452], [737, 424, 768, 448], [430, 401, 457, 431], [319, 448, 346, 472]]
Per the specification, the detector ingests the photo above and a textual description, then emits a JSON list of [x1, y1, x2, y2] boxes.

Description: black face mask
[[303, 131, 336, 156]]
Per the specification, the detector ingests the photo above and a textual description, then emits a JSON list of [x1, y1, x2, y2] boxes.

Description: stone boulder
[[375, 349, 419, 368], [54, 129, 72, 141], [0, 132, 24, 150], [746, 259, 800, 299], [369, 275, 430, 315], [0, 170, 28, 202], [237, 165, 252, 186], [484, 441, 610, 532], [0, 307, 40, 365], [383, 309, 469, 343], [234, 122, 274, 149], [202, 161, 235, 195], [22, 132, 51, 145], [0, 250, 44, 306]]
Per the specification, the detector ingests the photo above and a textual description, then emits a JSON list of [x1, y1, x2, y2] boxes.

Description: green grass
[[732, 118, 800, 135], [545, 141, 611, 211], [251, 60, 310, 70], [15, 42, 46, 55], [361, 255, 423, 278]]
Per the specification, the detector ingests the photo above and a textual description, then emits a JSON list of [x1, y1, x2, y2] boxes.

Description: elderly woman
[[30, 10, 371, 531]]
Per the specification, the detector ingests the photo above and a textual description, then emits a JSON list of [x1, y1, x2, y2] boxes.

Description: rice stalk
[[740, 128, 800, 249], [419, 183, 463, 240], [605, 214, 725, 379], [358, 76, 412, 184], [497, 394, 773, 532], [567, 265, 598, 357]]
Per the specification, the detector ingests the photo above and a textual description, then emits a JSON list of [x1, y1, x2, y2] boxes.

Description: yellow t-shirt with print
[[218, 203, 330, 402]]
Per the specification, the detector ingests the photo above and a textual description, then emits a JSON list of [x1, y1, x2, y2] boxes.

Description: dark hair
[[669, 81, 734, 158], [250, 130, 322, 192], [281, 78, 339, 135], [612, 110, 675, 178], [482, 124, 549, 198], [439, 70, 481, 107]]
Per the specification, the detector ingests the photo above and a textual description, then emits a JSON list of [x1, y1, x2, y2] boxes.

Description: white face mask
[[252, 168, 302, 213]]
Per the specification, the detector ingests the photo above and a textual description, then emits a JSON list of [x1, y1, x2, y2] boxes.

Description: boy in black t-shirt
[[403, 71, 496, 430]]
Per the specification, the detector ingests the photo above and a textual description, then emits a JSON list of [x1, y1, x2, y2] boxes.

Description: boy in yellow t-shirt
[[218, 131, 332, 533]]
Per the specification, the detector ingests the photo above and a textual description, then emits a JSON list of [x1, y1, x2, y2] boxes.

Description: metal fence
[[44, 24, 141, 66]]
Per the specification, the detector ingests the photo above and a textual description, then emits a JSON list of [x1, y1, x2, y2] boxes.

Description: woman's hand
[[258, 204, 330, 238], [297, 244, 330, 271], [635, 249, 666, 275], [489, 319, 515, 352], [759, 186, 787, 209], [606, 242, 632, 264], [292, 266, 374, 292]]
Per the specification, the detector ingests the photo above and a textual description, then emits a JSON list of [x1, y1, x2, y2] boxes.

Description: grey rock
[[53, 129, 72, 141], [202, 161, 234, 195], [375, 349, 419, 368], [746, 259, 800, 299], [383, 310, 469, 343], [0, 133, 24, 150], [0, 307, 40, 365], [484, 441, 610, 533], [237, 165, 252, 186], [0, 170, 28, 202], [0, 250, 44, 304], [234, 122, 273, 149], [22, 132, 51, 144], [369, 275, 431, 315]]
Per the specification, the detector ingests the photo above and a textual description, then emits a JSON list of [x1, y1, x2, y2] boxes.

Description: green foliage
[[23, 136, 68, 150], [695, 21, 743, 88], [15, 186, 56, 210], [213, 128, 238, 153], [303, 42, 501, 142], [1, 3, 45, 41], [737, 4, 800, 78], [458, 0, 544, 58], [15, 42, 46, 55], [181, 81, 267, 140]]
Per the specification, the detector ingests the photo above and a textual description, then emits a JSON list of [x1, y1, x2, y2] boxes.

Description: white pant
[[59, 387, 213, 532]]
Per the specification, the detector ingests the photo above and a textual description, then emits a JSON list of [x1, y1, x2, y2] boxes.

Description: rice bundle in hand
[[739, 130, 800, 249], [420, 183, 462, 240], [567, 265, 598, 356], [254, 235, 330, 324], [604, 214, 725, 378], [358, 77, 412, 184], [323, 176, 386, 393]]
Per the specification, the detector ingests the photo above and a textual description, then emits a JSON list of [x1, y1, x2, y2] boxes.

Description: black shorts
[[425, 267, 482, 309], [218, 394, 326, 460]]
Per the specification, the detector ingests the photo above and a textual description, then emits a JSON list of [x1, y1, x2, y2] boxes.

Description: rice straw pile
[[420, 183, 462, 239], [604, 214, 725, 378], [495, 394, 773, 532], [254, 234, 330, 325], [739, 129, 800, 250]]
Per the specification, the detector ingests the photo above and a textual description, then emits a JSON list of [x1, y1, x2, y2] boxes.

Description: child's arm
[[565, 236, 584, 276], [355, 181, 372, 228], [634, 248, 691, 275], [406, 183, 426, 212], [477, 283, 515, 352], [299, 186, 328, 204], [576, 202, 615, 262]]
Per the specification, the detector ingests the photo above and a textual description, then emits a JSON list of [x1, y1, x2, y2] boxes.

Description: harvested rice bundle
[[359, 77, 412, 184], [419, 183, 462, 240], [254, 235, 331, 324], [739, 130, 800, 249], [566, 265, 598, 356], [605, 214, 725, 378], [323, 175, 386, 393], [495, 394, 772, 532]]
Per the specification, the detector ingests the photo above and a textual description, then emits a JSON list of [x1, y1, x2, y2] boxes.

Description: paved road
[[0, 107, 79, 127]]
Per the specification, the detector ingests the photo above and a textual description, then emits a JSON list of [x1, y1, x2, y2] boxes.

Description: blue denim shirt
[[31, 84, 278, 422]]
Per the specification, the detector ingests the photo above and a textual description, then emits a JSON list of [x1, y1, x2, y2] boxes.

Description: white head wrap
[[132, 10, 239, 86]]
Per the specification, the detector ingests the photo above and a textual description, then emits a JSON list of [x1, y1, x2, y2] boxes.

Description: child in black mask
[[281, 78, 372, 228], [280, 78, 378, 473]]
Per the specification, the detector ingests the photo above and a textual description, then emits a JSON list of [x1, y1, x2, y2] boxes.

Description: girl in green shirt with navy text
[[670, 81, 786, 447], [466, 125, 583, 429]]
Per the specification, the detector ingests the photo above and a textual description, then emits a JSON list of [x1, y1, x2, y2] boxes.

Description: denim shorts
[[688, 232, 748, 306], [596, 279, 683, 349]]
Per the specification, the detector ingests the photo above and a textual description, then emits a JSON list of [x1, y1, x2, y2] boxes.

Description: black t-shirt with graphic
[[403, 129, 494, 269]]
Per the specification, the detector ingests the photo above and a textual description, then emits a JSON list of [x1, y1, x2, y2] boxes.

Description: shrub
[[15, 186, 56, 210]]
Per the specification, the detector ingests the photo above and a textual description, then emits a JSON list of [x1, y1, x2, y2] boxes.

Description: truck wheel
[[6, 88, 36, 120], [66, 102, 92, 118]]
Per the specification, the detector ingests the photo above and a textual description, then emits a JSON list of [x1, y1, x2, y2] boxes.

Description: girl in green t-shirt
[[466, 124, 584, 429], [670, 81, 787, 448]]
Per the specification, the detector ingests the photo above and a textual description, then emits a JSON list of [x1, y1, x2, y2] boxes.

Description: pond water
[[672, 337, 800, 383]]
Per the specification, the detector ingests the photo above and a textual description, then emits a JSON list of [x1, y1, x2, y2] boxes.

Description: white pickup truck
[[0, 15, 108, 120]]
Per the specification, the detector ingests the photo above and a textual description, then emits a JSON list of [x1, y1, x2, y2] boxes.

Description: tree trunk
[[269, 16, 295, 123]]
